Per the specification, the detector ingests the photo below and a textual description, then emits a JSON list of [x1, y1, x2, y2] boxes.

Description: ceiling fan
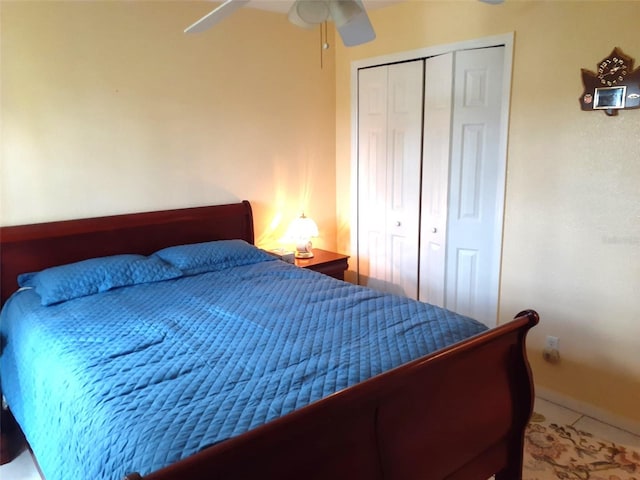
[[184, 0, 377, 47]]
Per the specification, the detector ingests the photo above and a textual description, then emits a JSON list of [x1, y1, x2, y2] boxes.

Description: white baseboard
[[535, 385, 640, 436]]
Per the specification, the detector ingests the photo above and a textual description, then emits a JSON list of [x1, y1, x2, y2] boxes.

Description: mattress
[[0, 248, 487, 480]]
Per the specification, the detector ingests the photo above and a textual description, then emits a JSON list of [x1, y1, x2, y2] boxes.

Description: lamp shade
[[286, 214, 318, 240], [284, 213, 319, 258]]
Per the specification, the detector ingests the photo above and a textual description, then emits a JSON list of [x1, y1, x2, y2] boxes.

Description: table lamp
[[285, 213, 319, 259]]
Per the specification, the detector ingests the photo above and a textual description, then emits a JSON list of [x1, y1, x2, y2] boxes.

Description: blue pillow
[[153, 240, 274, 276], [18, 254, 183, 306]]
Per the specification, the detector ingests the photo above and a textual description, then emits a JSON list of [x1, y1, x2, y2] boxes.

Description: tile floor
[[0, 448, 41, 480], [1, 397, 639, 480], [534, 396, 640, 449]]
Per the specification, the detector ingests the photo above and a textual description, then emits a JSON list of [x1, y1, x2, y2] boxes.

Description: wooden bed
[[0, 200, 539, 480]]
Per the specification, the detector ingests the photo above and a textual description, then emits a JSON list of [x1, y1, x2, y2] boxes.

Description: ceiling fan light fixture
[[288, 3, 315, 29], [328, 0, 364, 27], [291, 0, 330, 26]]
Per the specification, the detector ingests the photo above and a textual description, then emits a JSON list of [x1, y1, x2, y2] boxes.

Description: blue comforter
[[0, 259, 487, 480]]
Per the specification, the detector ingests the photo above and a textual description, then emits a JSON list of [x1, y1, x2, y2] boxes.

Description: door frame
[[350, 32, 514, 320]]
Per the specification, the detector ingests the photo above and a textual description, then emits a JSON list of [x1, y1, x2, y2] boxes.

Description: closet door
[[357, 61, 424, 299], [445, 47, 505, 326], [356, 44, 509, 328], [419, 47, 506, 327], [419, 53, 454, 308]]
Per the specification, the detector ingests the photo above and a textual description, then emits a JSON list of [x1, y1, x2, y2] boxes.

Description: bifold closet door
[[419, 47, 506, 327], [419, 52, 454, 308], [446, 47, 505, 327], [357, 60, 424, 299]]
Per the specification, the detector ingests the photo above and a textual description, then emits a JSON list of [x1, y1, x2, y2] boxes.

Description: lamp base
[[295, 240, 314, 259]]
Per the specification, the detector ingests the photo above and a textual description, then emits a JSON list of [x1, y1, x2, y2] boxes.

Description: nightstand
[[0, 407, 26, 465], [295, 249, 350, 281]]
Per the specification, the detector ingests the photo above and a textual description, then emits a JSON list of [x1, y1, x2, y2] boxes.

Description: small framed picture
[[593, 86, 627, 110]]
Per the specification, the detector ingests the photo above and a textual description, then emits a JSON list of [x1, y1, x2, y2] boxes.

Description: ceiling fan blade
[[331, 0, 375, 47], [184, 0, 250, 34]]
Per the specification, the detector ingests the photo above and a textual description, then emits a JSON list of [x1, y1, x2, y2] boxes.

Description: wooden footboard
[[125, 310, 539, 480]]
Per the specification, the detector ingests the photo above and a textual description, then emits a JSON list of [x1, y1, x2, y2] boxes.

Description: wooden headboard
[[0, 201, 255, 305]]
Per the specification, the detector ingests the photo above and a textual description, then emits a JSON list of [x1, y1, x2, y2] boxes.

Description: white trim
[[536, 385, 640, 436], [349, 33, 515, 290], [349, 64, 359, 282], [351, 32, 514, 72]]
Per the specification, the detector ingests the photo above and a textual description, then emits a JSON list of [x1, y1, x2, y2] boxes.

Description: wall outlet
[[545, 335, 559, 351], [543, 335, 560, 364]]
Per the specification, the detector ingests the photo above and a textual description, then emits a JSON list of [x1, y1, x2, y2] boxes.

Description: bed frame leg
[[495, 466, 521, 480], [495, 446, 524, 480]]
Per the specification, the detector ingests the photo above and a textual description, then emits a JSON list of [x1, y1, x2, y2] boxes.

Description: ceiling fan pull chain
[[319, 21, 330, 70], [319, 23, 323, 69], [323, 21, 329, 50]]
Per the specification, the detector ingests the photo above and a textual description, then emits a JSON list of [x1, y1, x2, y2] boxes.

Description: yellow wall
[[335, 1, 640, 424], [0, 1, 337, 249]]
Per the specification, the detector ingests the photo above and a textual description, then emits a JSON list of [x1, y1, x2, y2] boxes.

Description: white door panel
[[357, 66, 387, 290], [357, 61, 424, 299], [447, 47, 505, 327], [419, 52, 454, 306]]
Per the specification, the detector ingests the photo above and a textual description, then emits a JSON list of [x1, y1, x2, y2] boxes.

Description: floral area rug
[[523, 412, 640, 480]]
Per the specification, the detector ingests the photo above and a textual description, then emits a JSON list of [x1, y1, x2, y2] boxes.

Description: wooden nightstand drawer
[[294, 249, 349, 280]]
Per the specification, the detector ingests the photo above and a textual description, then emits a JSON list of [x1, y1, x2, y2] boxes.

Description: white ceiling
[[247, 0, 405, 14]]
